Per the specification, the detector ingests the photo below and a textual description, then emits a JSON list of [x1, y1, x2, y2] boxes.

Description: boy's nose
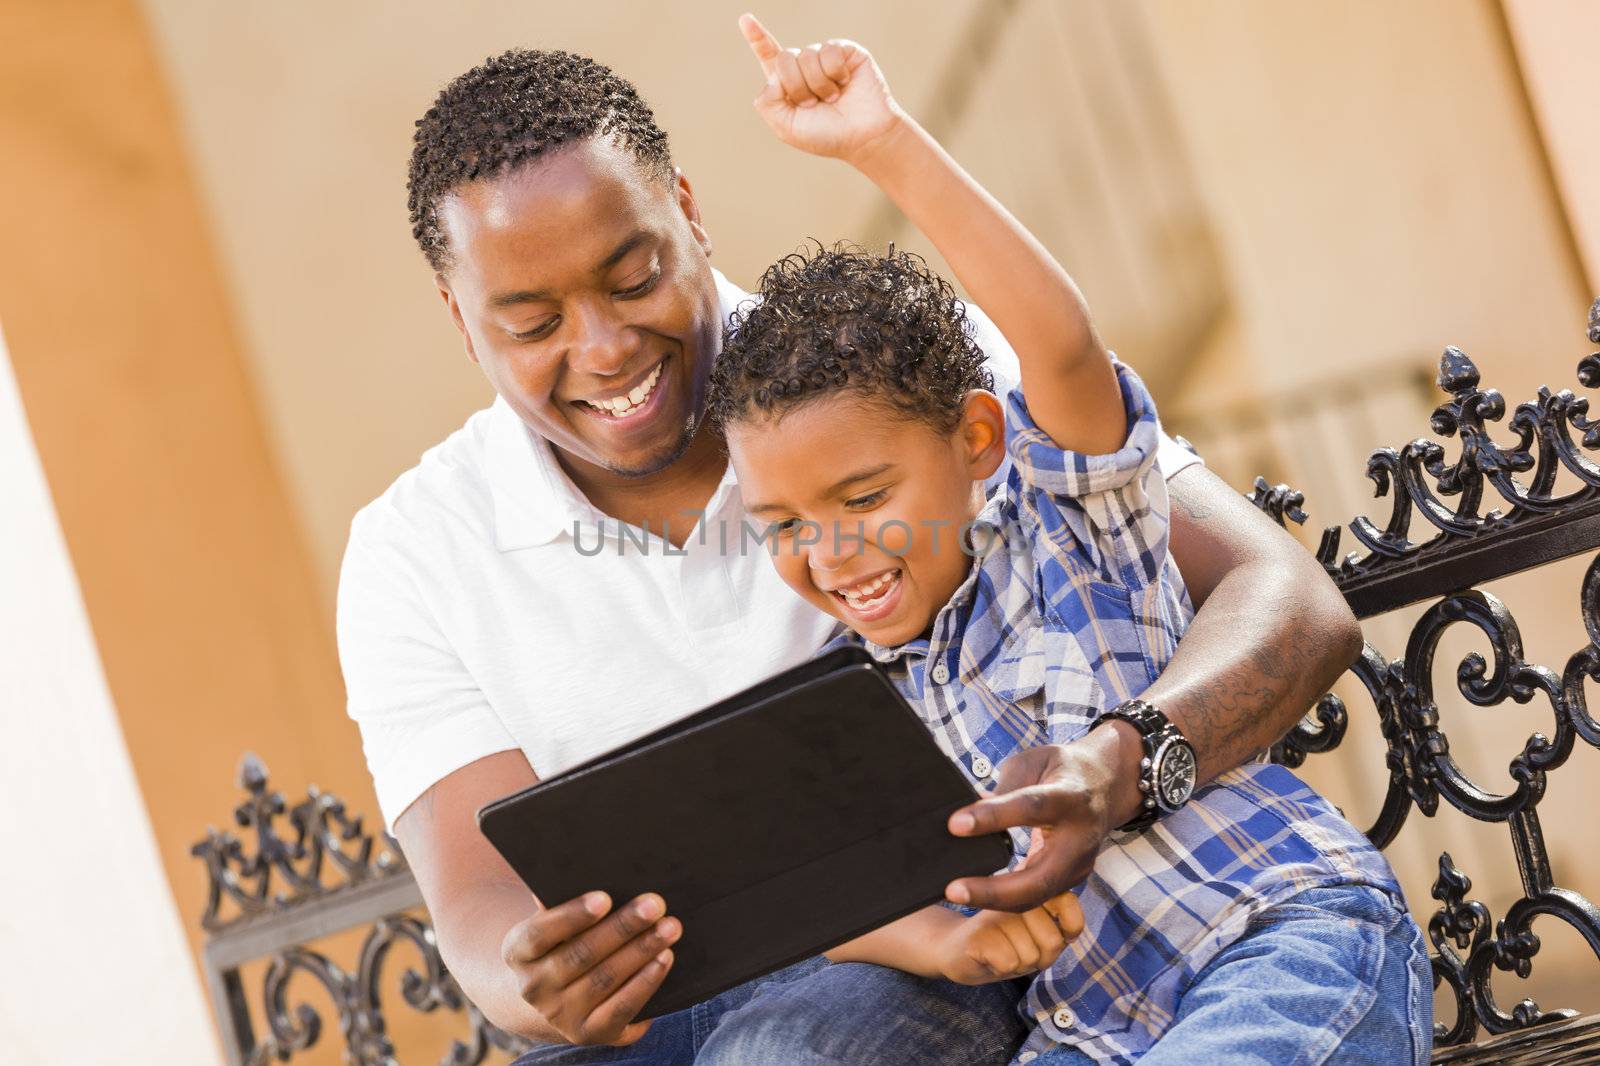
[[808, 545, 845, 573], [805, 524, 865, 571]]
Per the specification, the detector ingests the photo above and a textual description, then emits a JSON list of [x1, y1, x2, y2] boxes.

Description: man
[[337, 43, 1361, 1065]]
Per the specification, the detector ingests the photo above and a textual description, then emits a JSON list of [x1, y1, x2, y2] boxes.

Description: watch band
[[1099, 698, 1197, 832]]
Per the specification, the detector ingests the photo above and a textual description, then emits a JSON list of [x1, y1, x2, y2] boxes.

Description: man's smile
[[572, 356, 671, 422]]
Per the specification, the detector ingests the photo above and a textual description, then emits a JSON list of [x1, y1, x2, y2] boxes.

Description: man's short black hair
[[709, 243, 993, 433], [407, 48, 674, 273]]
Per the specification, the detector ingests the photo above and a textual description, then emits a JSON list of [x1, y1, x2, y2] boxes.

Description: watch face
[[1155, 739, 1197, 810]]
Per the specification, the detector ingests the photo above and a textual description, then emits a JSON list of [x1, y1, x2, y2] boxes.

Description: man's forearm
[[436, 876, 565, 1044], [1145, 466, 1363, 783], [1142, 567, 1360, 783]]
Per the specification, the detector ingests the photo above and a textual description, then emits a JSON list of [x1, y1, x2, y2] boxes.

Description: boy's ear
[[960, 390, 1006, 480]]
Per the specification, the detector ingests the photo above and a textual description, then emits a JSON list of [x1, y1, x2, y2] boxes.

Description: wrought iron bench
[[191, 300, 1600, 1065]]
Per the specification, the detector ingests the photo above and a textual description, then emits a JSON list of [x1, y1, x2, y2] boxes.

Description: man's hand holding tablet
[[478, 648, 1021, 1029], [498, 889, 681, 1047]]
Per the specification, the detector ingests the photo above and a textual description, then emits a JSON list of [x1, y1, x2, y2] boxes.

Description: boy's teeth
[[840, 570, 899, 609]]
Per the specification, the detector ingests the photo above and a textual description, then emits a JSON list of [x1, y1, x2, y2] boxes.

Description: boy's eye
[[769, 517, 802, 537], [845, 489, 887, 509], [615, 266, 661, 299]]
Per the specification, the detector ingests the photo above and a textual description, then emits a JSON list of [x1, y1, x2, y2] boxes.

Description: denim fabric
[[1023, 884, 1433, 1065], [510, 955, 1029, 1065]]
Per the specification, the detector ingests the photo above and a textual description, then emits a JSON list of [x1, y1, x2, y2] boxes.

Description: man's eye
[[770, 517, 802, 537], [616, 267, 661, 299], [511, 317, 559, 341], [846, 490, 887, 509]]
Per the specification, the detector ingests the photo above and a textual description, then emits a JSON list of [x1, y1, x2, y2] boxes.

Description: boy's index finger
[[738, 13, 784, 81]]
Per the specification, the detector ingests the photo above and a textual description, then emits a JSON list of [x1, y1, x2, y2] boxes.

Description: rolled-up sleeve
[[1003, 361, 1172, 587]]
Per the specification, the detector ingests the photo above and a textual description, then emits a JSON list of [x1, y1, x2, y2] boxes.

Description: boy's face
[[730, 392, 1006, 647]]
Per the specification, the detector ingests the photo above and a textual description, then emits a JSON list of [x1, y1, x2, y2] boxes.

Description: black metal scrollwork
[[242, 914, 527, 1066], [191, 753, 406, 932], [1249, 300, 1600, 1047], [192, 757, 530, 1064], [1301, 301, 1600, 619]]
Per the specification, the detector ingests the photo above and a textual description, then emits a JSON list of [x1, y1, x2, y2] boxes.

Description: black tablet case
[[477, 645, 1012, 1018]]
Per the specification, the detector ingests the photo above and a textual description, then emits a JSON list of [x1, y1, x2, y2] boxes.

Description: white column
[[0, 323, 221, 1064]]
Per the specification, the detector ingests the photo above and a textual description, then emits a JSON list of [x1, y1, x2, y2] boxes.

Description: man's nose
[[566, 300, 639, 377]]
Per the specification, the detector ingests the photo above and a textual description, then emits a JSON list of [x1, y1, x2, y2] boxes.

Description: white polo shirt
[[337, 270, 1201, 831]]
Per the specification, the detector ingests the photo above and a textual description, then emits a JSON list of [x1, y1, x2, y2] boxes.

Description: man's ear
[[961, 390, 1007, 480], [436, 274, 479, 365], [674, 168, 714, 257]]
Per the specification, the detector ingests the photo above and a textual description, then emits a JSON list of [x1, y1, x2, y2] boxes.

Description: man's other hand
[[943, 724, 1145, 912], [501, 890, 682, 1046]]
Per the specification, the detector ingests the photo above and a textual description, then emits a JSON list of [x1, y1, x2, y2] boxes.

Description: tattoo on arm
[[1167, 601, 1320, 778]]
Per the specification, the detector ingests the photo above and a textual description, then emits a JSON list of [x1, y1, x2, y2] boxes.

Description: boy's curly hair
[[709, 244, 992, 433]]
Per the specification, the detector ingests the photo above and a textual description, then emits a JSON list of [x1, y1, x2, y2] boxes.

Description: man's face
[[436, 137, 720, 479]]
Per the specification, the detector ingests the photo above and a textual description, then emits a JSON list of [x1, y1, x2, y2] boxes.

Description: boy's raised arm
[[739, 14, 1124, 455]]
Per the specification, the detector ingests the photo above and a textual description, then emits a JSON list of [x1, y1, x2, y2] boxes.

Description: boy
[[707, 16, 1431, 1065]]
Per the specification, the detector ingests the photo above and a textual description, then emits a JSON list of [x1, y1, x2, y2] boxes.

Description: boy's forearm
[[851, 119, 1089, 358], [849, 118, 1121, 452], [824, 904, 960, 978]]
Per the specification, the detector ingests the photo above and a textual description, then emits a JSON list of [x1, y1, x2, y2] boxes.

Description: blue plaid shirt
[[835, 363, 1402, 1064]]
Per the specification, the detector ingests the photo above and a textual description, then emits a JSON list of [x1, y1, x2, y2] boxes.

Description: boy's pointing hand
[[739, 13, 905, 166]]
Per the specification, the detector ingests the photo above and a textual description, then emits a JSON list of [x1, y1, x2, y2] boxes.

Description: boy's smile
[[824, 567, 904, 622], [729, 391, 1006, 647]]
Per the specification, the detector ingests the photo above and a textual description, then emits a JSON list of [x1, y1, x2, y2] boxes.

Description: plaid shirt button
[[1053, 1005, 1077, 1030], [931, 660, 951, 684], [971, 754, 993, 779]]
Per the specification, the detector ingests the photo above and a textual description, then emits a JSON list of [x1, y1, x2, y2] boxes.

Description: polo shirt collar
[[486, 268, 751, 552]]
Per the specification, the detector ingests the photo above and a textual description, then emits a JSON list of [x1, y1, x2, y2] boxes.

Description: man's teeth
[[589, 363, 663, 416], [840, 571, 899, 609]]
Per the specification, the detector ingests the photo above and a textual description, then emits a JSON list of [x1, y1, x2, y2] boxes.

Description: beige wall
[[1504, 0, 1600, 293], [1147, 0, 1590, 413], [0, 323, 219, 1063], [0, 0, 370, 989]]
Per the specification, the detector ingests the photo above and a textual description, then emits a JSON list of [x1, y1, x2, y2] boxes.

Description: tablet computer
[[477, 645, 1012, 1019]]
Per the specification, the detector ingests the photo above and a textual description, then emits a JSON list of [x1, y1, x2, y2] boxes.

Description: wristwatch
[[1098, 699, 1197, 832]]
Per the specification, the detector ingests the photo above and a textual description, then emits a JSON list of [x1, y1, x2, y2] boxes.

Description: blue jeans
[[512, 885, 1429, 1065], [510, 955, 1029, 1065], [1029, 885, 1433, 1065]]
